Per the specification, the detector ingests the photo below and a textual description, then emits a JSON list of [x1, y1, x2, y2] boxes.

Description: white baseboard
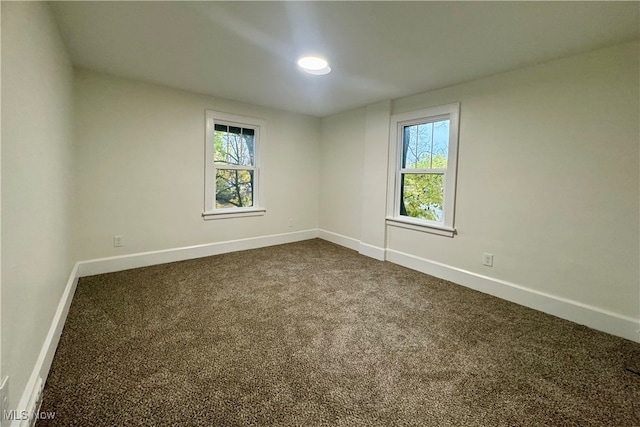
[[11, 229, 321, 427], [386, 248, 640, 343], [315, 230, 385, 261], [358, 242, 386, 261], [317, 229, 360, 252], [77, 229, 319, 277], [13, 227, 638, 426], [12, 264, 80, 427], [315, 228, 639, 343]]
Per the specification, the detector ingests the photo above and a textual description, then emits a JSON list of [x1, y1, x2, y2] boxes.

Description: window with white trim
[[203, 110, 266, 220], [387, 103, 460, 237]]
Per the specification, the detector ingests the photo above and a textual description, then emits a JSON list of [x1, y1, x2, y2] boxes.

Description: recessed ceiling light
[[297, 56, 331, 75]]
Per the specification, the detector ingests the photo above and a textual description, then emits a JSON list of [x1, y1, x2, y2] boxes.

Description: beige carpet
[[38, 239, 640, 426]]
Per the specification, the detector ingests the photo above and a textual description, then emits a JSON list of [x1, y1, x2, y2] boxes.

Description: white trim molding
[[318, 229, 386, 261], [202, 208, 266, 220], [14, 227, 638, 427], [12, 229, 322, 427], [318, 231, 639, 342], [78, 229, 318, 277], [12, 264, 80, 427], [386, 217, 455, 237], [358, 242, 386, 261], [316, 229, 360, 252], [316, 229, 386, 261], [386, 248, 640, 343], [204, 110, 266, 218], [387, 103, 460, 235]]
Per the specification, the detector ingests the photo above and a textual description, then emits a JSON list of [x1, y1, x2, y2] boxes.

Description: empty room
[[2, 1, 639, 426]]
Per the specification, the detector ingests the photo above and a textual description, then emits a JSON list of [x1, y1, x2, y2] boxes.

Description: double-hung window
[[387, 103, 460, 237], [203, 110, 266, 220]]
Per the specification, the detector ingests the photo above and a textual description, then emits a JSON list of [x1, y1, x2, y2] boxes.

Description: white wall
[[320, 41, 640, 337], [319, 107, 366, 241], [2, 2, 635, 417], [358, 101, 391, 259], [72, 69, 321, 261], [1, 2, 75, 410], [318, 101, 390, 259]]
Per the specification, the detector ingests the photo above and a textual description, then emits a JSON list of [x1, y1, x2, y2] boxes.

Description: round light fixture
[[297, 56, 331, 75]]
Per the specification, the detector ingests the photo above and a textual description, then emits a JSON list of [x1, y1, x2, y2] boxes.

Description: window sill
[[203, 208, 266, 220], [385, 217, 456, 237]]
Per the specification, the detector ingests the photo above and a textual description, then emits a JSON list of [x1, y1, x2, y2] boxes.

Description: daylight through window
[[400, 120, 450, 222], [387, 103, 460, 237], [204, 111, 266, 219], [214, 124, 255, 209]]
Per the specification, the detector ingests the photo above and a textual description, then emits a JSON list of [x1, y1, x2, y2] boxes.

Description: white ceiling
[[50, 1, 639, 117]]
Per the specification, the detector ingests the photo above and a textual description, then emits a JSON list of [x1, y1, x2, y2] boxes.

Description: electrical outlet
[[113, 235, 123, 247], [483, 253, 494, 267], [288, 218, 294, 228]]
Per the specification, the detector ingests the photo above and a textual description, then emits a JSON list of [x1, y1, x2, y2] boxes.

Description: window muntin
[[214, 124, 255, 166], [387, 103, 460, 236], [400, 119, 450, 222], [213, 124, 256, 209], [402, 120, 449, 169], [204, 111, 265, 219]]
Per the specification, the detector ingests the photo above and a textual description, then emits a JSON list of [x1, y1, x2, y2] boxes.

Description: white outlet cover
[[483, 253, 494, 267]]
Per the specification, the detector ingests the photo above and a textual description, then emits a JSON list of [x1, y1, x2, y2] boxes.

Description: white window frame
[[386, 103, 460, 237], [203, 110, 266, 220]]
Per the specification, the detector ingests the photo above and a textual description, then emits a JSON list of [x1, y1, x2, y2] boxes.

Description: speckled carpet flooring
[[39, 239, 640, 426]]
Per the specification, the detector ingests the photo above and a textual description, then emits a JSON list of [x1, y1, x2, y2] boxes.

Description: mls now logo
[[3, 409, 56, 421], [3, 410, 29, 421]]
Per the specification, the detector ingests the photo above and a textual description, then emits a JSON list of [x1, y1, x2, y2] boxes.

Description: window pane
[[431, 120, 450, 169], [215, 169, 253, 208], [402, 123, 432, 169], [400, 173, 444, 222], [214, 126, 255, 166], [402, 120, 450, 169]]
